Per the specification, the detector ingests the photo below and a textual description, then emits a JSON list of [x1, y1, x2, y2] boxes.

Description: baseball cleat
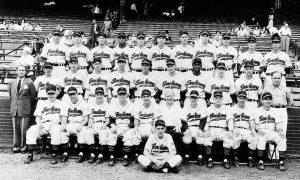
[[223, 159, 230, 169], [233, 157, 240, 168], [24, 155, 33, 164], [197, 155, 204, 166], [88, 156, 96, 164], [183, 154, 190, 165], [122, 156, 130, 167], [96, 157, 104, 164], [207, 158, 213, 168], [50, 155, 58, 164], [76, 155, 84, 163], [278, 161, 286, 171], [61, 154, 68, 163], [248, 157, 254, 168], [257, 160, 265, 170], [108, 156, 115, 166]]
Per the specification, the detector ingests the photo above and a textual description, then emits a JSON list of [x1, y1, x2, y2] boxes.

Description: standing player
[[112, 32, 132, 71], [237, 36, 264, 79], [234, 61, 263, 109], [182, 91, 207, 166], [90, 32, 114, 75], [215, 33, 238, 81], [171, 30, 195, 73], [60, 87, 91, 163], [24, 84, 67, 164], [231, 91, 258, 168], [261, 34, 293, 88], [40, 29, 69, 78], [203, 91, 233, 169], [84, 57, 111, 103], [194, 31, 216, 81], [66, 31, 92, 74], [84, 87, 110, 164]]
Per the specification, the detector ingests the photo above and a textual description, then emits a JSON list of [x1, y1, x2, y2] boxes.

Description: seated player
[[84, 87, 110, 164], [203, 91, 233, 169], [182, 90, 207, 166], [138, 120, 182, 173], [255, 92, 287, 171], [60, 87, 91, 163], [231, 91, 258, 168], [24, 84, 67, 164]]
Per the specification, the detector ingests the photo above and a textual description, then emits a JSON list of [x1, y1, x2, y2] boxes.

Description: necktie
[[17, 79, 21, 93]]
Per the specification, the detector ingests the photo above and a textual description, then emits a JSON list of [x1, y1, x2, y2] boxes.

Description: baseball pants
[[137, 125, 153, 139], [203, 129, 233, 148], [107, 127, 140, 146], [183, 127, 204, 145], [26, 122, 61, 145], [138, 155, 182, 169], [84, 123, 109, 145], [61, 123, 87, 144], [257, 129, 287, 151], [233, 129, 258, 150]]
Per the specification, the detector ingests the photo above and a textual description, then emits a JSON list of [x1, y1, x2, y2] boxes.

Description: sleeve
[[81, 73, 89, 90], [232, 48, 238, 64], [229, 80, 236, 94], [257, 78, 263, 94], [180, 76, 186, 91], [144, 134, 153, 152], [261, 54, 267, 68], [147, 48, 153, 61], [33, 77, 40, 90], [60, 102, 69, 117], [40, 44, 49, 58], [205, 80, 212, 93], [237, 52, 244, 65], [85, 76, 91, 90], [104, 105, 110, 118], [285, 54, 292, 68], [33, 101, 44, 117], [86, 48, 92, 62], [170, 46, 176, 59], [254, 109, 260, 125], [82, 102, 91, 117], [226, 108, 234, 131], [167, 134, 176, 154], [109, 48, 115, 62], [133, 106, 139, 119], [156, 77, 163, 91]]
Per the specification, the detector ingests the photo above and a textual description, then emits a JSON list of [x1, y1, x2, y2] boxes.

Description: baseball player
[[106, 87, 137, 166], [84, 57, 111, 103], [182, 90, 207, 166], [24, 84, 67, 164], [62, 57, 88, 102], [133, 89, 162, 158], [237, 36, 264, 79], [138, 120, 182, 173], [40, 29, 69, 79], [255, 92, 287, 171], [194, 30, 217, 81], [231, 91, 258, 168], [148, 31, 172, 77], [261, 34, 293, 88], [112, 32, 132, 71], [205, 62, 235, 106], [84, 87, 110, 164], [156, 58, 186, 107], [215, 33, 238, 81], [130, 31, 150, 73], [66, 31, 92, 74], [60, 87, 91, 163], [90, 32, 114, 75], [33, 62, 64, 101], [234, 61, 263, 109], [203, 91, 234, 169], [183, 58, 207, 108], [171, 30, 195, 72], [132, 58, 157, 105]]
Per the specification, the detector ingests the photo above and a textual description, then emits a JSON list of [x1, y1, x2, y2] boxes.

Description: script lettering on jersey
[[217, 53, 234, 61], [70, 51, 87, 58], [65, 77, 83, 85], [211, 84, 230, 92], [186, 80, 205, 89], [42, 106, 61, 115], [162, 80, 181, 89], [114, 52, 129, 60], [210, 113, 227, 121], [266, 57, 285, 66], [68, 108, 83, 117], [233, 113, 250, 122], [93, 52, 110, 59], [152, 53, 170, 61], [111, 78, 130, 86], [259, 115, 275, 124], [139, 112, 154, 120], [48, 49, 65, 56], [151, 143, 169, 154], [174, 51, 193, 59], [89, 78, 107, 86], [195, 50, 214, 58], [240, 84, 258, 91], [131, 53, 147, 60], [135, 79, 155, 87], [242, 59, 260, 66], [187, 113, 202, 122], [115, 112, 132, 119]]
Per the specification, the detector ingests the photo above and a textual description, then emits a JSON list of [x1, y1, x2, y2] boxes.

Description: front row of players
[[24, 84, 287, 172]]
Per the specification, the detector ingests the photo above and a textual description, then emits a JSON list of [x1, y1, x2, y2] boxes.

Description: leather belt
[[176, 69, 192, 72], [247, 99, 258, 102], [52, 64, 65, 66], [132, 69, 142, 72], [243, 71, 259, 74], [225, 67, 232, 71], [271, 105, 286, 108], [235, 126, 249, 130], [210, 126, 226, 129], [266, 73, 286, 76], [79, 67, 87, 70], [161, 98, 180, 102], [201, 68, 214, 71], [101, 68, 112, 70], [153, 68, 167, 71], [38, 97, 48, 100]]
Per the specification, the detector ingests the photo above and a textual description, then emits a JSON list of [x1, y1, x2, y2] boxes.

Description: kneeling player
[[138, 120, 182, 173], [255, 92, 287, 171], [182, 90, 207, 165], [231, 91, 258, 167], [203, 91, 233, 169], [60, 87, 91, 163], [85, 87, 110, 164], [25, 84, 67, 164]]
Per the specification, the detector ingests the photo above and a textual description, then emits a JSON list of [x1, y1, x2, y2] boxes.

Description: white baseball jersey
[[254, 107, 283, 131], [144, 133, 176, 158], [109, 71, 134, 96], [133, 72, 157, 97], [160, 103, 184, 127], [86, 72, 110, 96], [205, 77, 235, 104], [90, 46, 114, 69], [112, 46, 132, 71], [238, 51, 264, 73], [66, 99, 91, 123], [231, 105, 254, 130], [134, 103, 161, 126], [194, 43, 216, 68], [262, 51, 292, 74], [34, 75, 64, 98], [41, 43, 68, 64], [130, 46, 150, 70], [34, 100, 68, 123], [205, 105, 233, 131], [148, 45, 172, 69], [184, 71, 206, 99], [109, 101, 135, 128], [66, 45, 92, 67], [171, 44, 195, 69], [157, 73, 186, 100], [183, 105, 207, 128], [64, 71, 88, 94], [89, 101, 110, 124], [216, 46, 238, 68], [234, 76, 262, 101]]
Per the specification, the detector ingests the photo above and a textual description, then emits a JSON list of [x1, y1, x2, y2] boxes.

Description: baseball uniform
[[215, 46, 238, 81], [90, 46, 114, 74], [171, 44, 195, 71], [238, 51, 264, 78], [148, 45, 172, 76], [85, 72, 111, 103], [66, 44, 92, 74], [112, 46, 132, 71], [133, 71, 157, 105], [130, 46, 150, 71], [194, 43, 216, 80], [34, 75, 64, 100]]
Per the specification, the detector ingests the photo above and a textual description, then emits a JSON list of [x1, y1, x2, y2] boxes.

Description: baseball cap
[[166, 59, 176, 66], [141, 58, 151, 66], [213, 91, 223, 98], [67, 87, 77, 94], [69, 57, 78, 63], [117, 55, 126, 63], [97, 32, 107, 38], [117, 87, 127, 95], [237, 91, 247, 98], [118, 32, 126, 38], [222, 33, 231, 39], [190, 90, 199, 98], [52, 29, 62, 36], [93, 57, 102, 63], [157, 31, 166, 38], [271, 34, 281, 43], [46, 84, 56, 94], [216, 62, 226, 69], [141, 89, 151, 97], [43, 62, 53, 68], [200, 30, 211, 36], [137, 31, 145, 38], [247, 36, 256, 43], [262, 92, 273, 99], [192, 58, 202, 65], [244, 61, 254, 68], [73, 31, 82, 37], [155, 119, 166, 127], [179, 30, 188, 36], [95, 87, 104, 95]]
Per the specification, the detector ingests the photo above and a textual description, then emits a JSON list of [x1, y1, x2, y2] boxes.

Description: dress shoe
[[12, 148, 21, 154], [51, 155, 58, 164], [88, 156, 96, 164], [76, 155, 84, 163]]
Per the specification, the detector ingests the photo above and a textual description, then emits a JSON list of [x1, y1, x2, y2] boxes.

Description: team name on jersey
[[210, 113, 227, 120], [70, 51, 87, 58], [42, 107, 61, 114], [135, 79, 155, 87], [65, 78, 83, 85], [266, 58, 285, 65], [138, 112, 154, 119], [91, 109, 106, 117], [38, 82, 51, 90], [131, 53, 147, 60], [242, 59, 260, 66], [217, 53, 234, 60], [114, 52, 129, 59], [211, 84, 230, 92], [93, 52, 110, 59], [195, 50, 214, 57], [115, 112, 132, 119], [162, 80, 181, 89], [259, 115, 275, 124], [68, 108, 83, 117], [233, 113, 250, 122], [240, 84, 259, 91], [89, 78, 108, 86], [152, 53, 169, 60], [111, 78, 130, 86], [187, 113, 202, 122], [186, 80, 205, 89], [174, 51, 193, 59], [151, 143, 169, 153], [48, 49, 65, 56]]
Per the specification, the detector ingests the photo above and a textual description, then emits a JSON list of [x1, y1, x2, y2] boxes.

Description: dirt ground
[[0, 149, 299, 180]]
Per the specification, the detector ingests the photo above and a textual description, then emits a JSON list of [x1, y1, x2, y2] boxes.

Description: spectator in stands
[[165, 30, 171, 42], [81, 32, 88, 45], [229, 28, 236, 36], [43, 38, 50, 45], [14, 22, 23, 31], [90, 19, 102, 48], [130, 2, 138, 20], [261, 27, 268, 37], [236, 27, 245, 37], [91, 4, 101, 20], [34, 24, 42, 31], [31, 37, 43, 56], [8, 20, 15, 30], [279, 23, 292, 53], [127, 34, 135, 48], [23, 23, 33, 31], [0, 20, 7, 30], [252, 26, 261, 36], [56, 25, 64, 32], [177, 3, 184, 17], [103, 16, 112, 35], [249, 17, 259, 27], [11, 46, 35, 68], [120, 16, 127, 24], [212, 31, 222, 48]]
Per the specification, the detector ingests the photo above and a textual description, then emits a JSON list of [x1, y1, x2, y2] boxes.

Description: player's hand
[[257, 129, 265, 136], [184, 129, 191, 135], [87, 123, 93, 129], [76, 125, 83, 132], [204, 131, 210, 138], [110, 127, 117, 134], [251, 130, 257, 137], [38, 123, 43, 130], [175, 126, 181, 133], [233, 130, 240, 137]]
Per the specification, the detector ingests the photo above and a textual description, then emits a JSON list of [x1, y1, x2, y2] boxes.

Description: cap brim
[[46, 90, 56, 94], [117, 60, 126, 63], [142, 93, 151, 96], [137, 35, 145, 38], [263, 95, 272, 99], [190, 95, 199, 98], [237, 95, 247, 98], [95, 91, 104, 94], [214, 94, 223, 97], [201, 33, 210, 36], [166, 63, 175, 66], [244, 65, 253, 68], [44, 65, 53, 68], [118, 35, 126, 38], [68, 90, 77, 94], [155, 122, 166, 127]]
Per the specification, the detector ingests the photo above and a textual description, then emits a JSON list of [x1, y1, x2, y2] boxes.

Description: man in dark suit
[[31, 37, 44, 56], [8, 65, 37, 153], [90, 19, 102, 48]]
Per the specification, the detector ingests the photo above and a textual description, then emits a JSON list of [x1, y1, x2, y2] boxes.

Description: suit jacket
[[31, 42, 44, 56], [90, 23, 102, 37], [8, 78, 37, 117]]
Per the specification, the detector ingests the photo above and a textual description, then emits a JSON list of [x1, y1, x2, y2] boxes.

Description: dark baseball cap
[[69, 57, 78, 63], [117, 56, 126, 63], [73, 31, 82, 37], [43, 62, 53, 68], [200, 30, 211, 36], [271, 35, 281, 43], [93, 57, 102, 63], [244, 61, 254, 68], [216, 62, 226, 69], [95, 87, 104, 94], [247, 36, 256, 43], [155, 119, 166, 127], [192, 58, 202, 65], [141, 58, 151, 66], [117, 87, 127, 95], [141, 89, 151, 97], [262, 92, 273, 99], [52, 29, 62, 36], [137, 31, 145, 38], [213, 91, 223, 97], [67, 87, 77, 94], [190, 90, 199, 98], [157, 31, 166, 38], [46, 84, 56, 93], [237, 91, 247, 98], [166, 59, 176, 66], [97, 32, 107, 38], [118, 32, 126, 38], [180, 30, 188, 36], [222, 33, 231, 39]]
